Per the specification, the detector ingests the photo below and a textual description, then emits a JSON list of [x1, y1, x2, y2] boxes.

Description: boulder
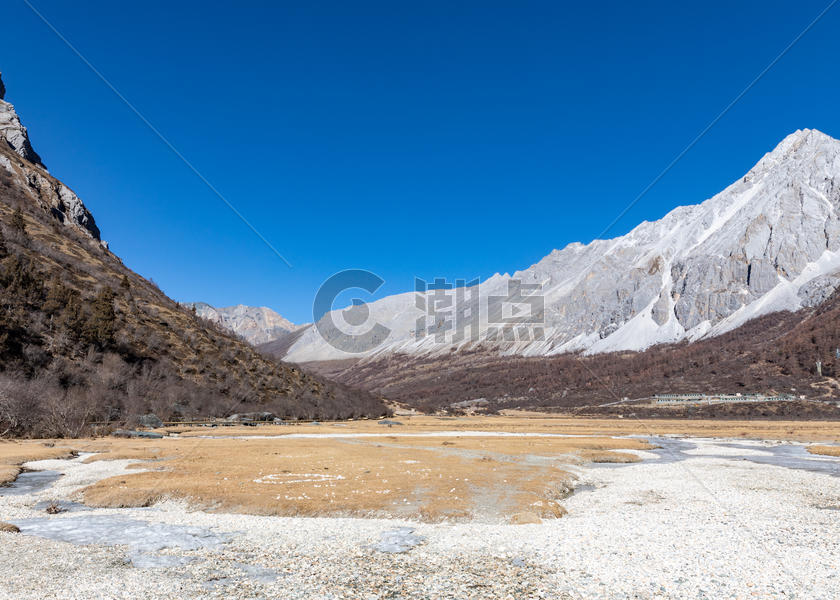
[[138, 414, 163, 429], [111, 429, 164, 439]]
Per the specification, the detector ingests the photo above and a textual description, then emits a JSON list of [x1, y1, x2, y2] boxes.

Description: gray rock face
[[798, 271, 840, 308], [0, 74, 101, 241], [137, 414, 164, 428], [282, 129, 840, 361], [23, 169, 101, 239], [0, 73, 43, 166], [187, 303, 299, 345]]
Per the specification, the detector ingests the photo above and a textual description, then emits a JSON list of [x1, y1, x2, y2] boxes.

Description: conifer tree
[[85, 287, 117, 345], [10, 207, 26, 233]]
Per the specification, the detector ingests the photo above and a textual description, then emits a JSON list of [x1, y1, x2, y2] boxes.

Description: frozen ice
[[0, 470, 62, 496], [373, 527, 424, 553], [10, 514, 230, 567]]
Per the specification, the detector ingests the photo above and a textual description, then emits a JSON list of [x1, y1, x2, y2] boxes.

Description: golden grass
[[0, 465, 18, 486], [808, 445, 840, 457], [171, 414, 840, 442], [78, 436, 588, 521], [576, 450, 642, 463], [3, 415, 839, 521]]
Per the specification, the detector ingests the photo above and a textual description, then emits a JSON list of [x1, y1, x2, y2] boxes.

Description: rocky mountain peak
[[0, 72, 101, 241], [187, 303, 301, 345], [281, 129, 840, 362], [750, 128, 840, 178], [0, 72, 43, 167]]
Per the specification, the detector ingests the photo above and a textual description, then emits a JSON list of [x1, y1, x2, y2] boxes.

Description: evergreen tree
[[0, 253, 40, 301], [10, 208, 26, 233], [43, 278, 70, 316], [85, 287, 117, 345], [58, 290, 86, 340]]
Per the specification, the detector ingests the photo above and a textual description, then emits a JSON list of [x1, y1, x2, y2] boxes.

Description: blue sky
[[2, 1, 839, 323]]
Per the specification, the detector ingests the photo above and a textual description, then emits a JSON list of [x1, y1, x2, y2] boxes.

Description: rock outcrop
[[0, 72, 43, 167], [0, 73, 101, 240]]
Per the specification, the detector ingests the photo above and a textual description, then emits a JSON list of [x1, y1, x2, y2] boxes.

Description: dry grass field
[[808, 444, 840, 457], [169, 414, 840, 441], [74, 433, 654, 521], [4, 415, 840, 522]]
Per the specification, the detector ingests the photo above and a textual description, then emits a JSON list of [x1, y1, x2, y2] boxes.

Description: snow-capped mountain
[[188, 303, 300, 345], [283, 128, 840, 362]]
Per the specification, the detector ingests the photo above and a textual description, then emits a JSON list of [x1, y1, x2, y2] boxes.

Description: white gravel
[[1, 437, 839, 599]]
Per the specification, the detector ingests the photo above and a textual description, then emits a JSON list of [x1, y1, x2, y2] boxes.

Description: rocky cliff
[[0, 72, 42, 167], [0, 73, 100, 241]]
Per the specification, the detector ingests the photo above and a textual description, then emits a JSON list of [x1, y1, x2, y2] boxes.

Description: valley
[[2, 415, 840, 598], [1, 5, 840, 597]]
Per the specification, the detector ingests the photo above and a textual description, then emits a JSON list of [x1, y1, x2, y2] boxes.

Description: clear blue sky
[[2, 1, 839, 323]]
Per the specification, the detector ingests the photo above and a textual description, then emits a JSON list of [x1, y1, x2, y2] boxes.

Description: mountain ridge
[[186, 303, 300, 345], [278, 128, 840, 363]]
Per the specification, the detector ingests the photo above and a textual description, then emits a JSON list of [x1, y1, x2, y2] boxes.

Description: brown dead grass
[[576, 450, 642, 463], [171, 415, 840, 442], [79, 436, 583, 521], [808, 445, 840, 457], [4, 415, 840, 521]]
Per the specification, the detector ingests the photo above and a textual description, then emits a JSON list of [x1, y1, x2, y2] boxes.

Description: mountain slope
[[0, 73, 387, 436], [186, 303, 300, 345], [308, 286, 840, 411], [281, 129, 840, 362]]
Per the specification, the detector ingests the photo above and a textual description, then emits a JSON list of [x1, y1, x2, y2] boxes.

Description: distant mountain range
[[186, 303, 300, 345], [266, 129, 840, 364], [182, 128, 840, 411]]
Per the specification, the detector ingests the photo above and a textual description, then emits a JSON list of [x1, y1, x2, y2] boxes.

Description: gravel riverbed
[[1, 437, 839, 599]]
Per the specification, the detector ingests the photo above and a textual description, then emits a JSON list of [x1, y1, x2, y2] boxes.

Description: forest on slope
[[300, 290, 840, 415]]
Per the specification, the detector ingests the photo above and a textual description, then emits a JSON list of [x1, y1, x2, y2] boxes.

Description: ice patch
[[0, 470, 62, 496], [372, 527, 424, 553], [9, 514, 230, 568]]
